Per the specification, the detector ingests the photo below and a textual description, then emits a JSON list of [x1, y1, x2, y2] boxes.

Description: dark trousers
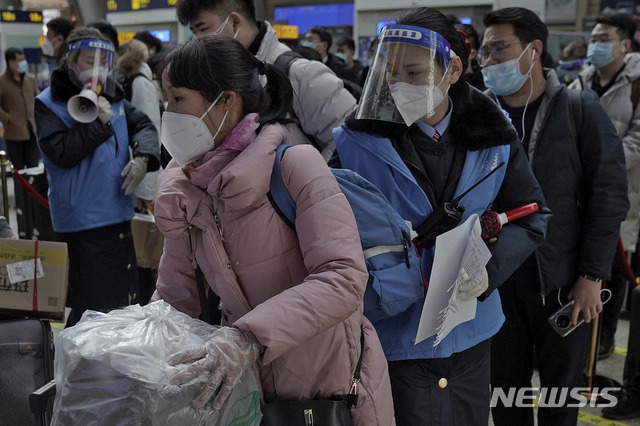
[[601, 261, 628, 337], [623, 286, 640, 390], [491, 278, 589, 426], [6, 138, 40, 239], [57, 221, 138, 328], [388, 339, 491, 426]]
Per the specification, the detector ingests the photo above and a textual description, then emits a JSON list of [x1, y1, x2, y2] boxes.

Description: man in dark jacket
[[34, 28, 159, 327], [481, 8, 629, 425], [302, 26, 351, 81]]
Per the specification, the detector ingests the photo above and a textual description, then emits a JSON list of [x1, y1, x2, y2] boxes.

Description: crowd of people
[[3, 0, 640, 424]]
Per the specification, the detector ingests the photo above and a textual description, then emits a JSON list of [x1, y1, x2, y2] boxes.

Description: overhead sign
[[106, 0, 176, 12], [0, 10, 43, 23], [273, 24, 298, 40]]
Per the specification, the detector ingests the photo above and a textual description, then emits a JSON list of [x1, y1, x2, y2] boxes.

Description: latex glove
[[120, 156, 147, 195], [169, 327, 262, 409], [97, 96, 112, 124], [569, 276, 603, 325], [457, 266, 489, 301]]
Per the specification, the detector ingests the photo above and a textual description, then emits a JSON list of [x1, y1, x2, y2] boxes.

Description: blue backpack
[[269, 144, 426, 322]]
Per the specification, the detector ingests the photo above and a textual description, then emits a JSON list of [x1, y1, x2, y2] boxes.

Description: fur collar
[[345, 81, 517, 151], [116, 39, 148, 79]]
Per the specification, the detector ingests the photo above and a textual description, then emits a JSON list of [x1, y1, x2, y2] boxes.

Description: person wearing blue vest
[[34, 28, 160, 328], [330, 8, 550, 425]]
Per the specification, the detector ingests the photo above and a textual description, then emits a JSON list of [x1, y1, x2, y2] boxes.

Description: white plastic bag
[[51, 300, 261, 425]]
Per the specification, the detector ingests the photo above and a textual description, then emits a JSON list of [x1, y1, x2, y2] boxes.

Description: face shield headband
[[67, 39, 115, 96], [356, 24, 456, 125]]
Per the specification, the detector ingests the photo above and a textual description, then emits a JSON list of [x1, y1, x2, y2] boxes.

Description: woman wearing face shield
[[330, 7, 550, 425], [149, 35, 394, 424], [34, 27, 160, 328]]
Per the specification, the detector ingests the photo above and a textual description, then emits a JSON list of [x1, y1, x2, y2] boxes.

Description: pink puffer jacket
[[152, 124, 394, 425]]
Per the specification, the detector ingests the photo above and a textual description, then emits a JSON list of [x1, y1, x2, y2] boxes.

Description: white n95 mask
[[161, 92, 228, 166], [389, 82, 446, 126]]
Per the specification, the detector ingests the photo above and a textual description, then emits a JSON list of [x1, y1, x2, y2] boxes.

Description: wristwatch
[[581, 274, 603, 284]]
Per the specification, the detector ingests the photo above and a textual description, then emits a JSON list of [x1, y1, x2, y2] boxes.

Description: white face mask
[[389, 81, 447, 126], [161, 92, 229, 166], [41, 39, 55, 57], [77, 67, 109, 87], [207, 15, 239, 38]]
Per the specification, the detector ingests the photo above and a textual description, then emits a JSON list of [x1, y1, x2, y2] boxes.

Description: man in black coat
[[481, 8, 629, 426]]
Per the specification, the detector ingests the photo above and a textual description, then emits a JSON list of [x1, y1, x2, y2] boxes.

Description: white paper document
[[414, 214, 492, 346], [6, 258, 44, 284]]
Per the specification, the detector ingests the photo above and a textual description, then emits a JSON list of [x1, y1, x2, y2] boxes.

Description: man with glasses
[[481, 7, 629, 426], [570, 12, 640, 372]]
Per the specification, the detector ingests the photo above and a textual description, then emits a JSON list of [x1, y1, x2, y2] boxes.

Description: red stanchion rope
[[11, 169, 50, 209], [616, 236, 639, 288]]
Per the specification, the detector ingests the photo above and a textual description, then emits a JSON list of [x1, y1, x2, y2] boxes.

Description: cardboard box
[[0, 239, 68, 320], [131, 213, 164, 269]]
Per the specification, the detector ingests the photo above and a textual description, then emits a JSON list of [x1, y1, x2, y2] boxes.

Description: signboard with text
[[106, 0, 176, 12], [0, 10, 43, 24]]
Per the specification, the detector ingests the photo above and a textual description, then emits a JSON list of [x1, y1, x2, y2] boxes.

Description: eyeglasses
[[588, 36, 620, 44], [477, 41, 526, 67]]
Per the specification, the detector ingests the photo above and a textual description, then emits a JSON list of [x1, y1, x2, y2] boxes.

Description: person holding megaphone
[[34, 27, 160, 327]]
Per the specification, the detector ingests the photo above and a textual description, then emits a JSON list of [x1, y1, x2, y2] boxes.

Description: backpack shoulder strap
[[273, 51, 303, 76], [121, 72, 147, 102], [566, 88, 583, 145], [268, 144, 297, 229], [631, 77, 640, 110]]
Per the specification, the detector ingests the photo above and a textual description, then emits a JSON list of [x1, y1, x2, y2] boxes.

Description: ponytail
[[258, 62, 293, 128]]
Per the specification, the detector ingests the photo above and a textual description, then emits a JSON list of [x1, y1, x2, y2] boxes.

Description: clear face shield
[[67, 39, 115, 96], [356, 25, 456, 126]]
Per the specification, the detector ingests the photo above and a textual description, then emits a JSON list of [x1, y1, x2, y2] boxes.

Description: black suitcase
[[0, 318, 54, 425]]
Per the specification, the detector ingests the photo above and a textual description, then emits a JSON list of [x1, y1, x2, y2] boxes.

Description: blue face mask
[[587, 42, 615, 68], [299, 40, 317, 50], [558, 58, 585, 70], [482, 43, 533, 96], [17, 59, 27, 74]]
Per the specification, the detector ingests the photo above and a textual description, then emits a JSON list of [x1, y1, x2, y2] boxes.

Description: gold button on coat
[[118, 233, 124, 239], [438, 378, 448, 388]]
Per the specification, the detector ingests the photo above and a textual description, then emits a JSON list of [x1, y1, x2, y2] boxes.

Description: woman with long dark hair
[[151, 35, 394, 425]]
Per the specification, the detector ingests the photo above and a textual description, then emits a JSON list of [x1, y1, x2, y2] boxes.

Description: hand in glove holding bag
[[169, 327, 262, 409], [97, 96, 112, 124], [457, 266, 489, 301], [120, 156, 147, 195]]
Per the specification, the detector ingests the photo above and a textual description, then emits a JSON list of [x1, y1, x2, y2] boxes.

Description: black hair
[[308, 26, 332, 50], [87, 20, 119, 50], [596, 12, 638, 41], [483, 7, 549, 57], [134, 30, 162, 53], [396, 7, 470, 72], [5, 47, 23, 64], [176, 0, 256, 26], [159, 35, 292, 128], [337, 36, 355, 51], [46, 17, 74, 39], [293, 46, 322, 62]]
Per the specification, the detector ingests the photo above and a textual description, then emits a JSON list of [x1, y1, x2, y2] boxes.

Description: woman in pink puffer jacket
[[150, 35, 394, 425]]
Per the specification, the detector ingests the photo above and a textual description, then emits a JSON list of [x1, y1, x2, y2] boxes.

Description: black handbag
[[195, 259, 363, 426], [260, 330, 364, 426]]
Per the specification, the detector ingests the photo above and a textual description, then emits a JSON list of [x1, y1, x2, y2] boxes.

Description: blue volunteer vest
[[334, 124, 509, 360], [36, 88, 134, 232]]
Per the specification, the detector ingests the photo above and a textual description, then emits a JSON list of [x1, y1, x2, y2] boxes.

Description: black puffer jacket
[[490, 70, 628, 295], [34, 68, 159, 171]]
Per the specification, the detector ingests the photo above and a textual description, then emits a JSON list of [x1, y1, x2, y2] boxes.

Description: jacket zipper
[[204, 198, 252, 314]]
